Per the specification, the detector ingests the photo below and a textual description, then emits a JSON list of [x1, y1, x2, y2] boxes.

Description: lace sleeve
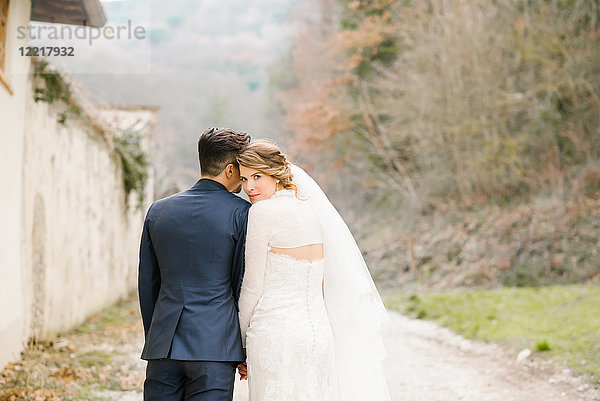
[[238, 203, 271, 348]]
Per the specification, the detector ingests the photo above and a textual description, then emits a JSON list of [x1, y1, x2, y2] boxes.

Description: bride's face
[[239, 165, 278, 204]]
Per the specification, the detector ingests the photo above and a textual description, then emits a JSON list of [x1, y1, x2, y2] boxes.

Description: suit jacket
[[138, 179, 251, 362]]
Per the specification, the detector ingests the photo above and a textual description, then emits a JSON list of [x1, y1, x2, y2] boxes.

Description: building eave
[[31, 0, 106, 28]]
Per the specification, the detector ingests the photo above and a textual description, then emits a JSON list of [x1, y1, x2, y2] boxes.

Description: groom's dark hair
[[197, 127, 251, 177]]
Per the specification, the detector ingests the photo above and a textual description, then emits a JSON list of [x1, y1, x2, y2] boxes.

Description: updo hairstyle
[[236, 140, 299, 197]]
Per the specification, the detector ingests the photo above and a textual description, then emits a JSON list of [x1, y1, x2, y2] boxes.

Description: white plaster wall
[[20, 78, 151, 340], [0, 0, 152, 369], [0, 0, 32, 370]]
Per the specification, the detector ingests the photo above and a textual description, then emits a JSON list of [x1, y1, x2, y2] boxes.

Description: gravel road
[[110, 310, 599, 401], [232, 310, 599, 401], [380, 311, 598, 401]]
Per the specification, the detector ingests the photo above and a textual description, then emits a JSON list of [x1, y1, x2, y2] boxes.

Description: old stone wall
[[0, 0, 153, 368], [19, 77, 151, 340]]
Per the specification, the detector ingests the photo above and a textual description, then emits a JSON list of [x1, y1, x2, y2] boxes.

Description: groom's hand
[[237, 362, 248, 380]]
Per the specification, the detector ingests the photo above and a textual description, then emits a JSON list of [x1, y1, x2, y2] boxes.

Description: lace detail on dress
[[239, 190, 337, 401], [238, 190, 325, 348], [245, 253, 336, 401]]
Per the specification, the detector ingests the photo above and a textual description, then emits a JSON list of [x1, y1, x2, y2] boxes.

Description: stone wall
[[20, 77, 152, 340], [0, 0, 154, 368]]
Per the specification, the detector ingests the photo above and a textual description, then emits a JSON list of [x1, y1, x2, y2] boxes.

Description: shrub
[[536, 340, 551, 352]]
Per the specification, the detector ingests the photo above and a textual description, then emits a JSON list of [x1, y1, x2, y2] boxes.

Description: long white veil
[[290, 164, 391, 401]]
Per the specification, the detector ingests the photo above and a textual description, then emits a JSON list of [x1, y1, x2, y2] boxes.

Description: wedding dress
[[239, 188, 336, 401], [238, 165, 390, 401]]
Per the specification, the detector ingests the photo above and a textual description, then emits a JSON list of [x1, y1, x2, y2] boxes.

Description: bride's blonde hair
[[237, 140, 298, 197]]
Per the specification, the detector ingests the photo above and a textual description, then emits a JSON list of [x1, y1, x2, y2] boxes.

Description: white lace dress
[[238, 189, 337, 401]]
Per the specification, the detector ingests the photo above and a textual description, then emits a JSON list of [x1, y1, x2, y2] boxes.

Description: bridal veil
[[290, 164, 391, 401]]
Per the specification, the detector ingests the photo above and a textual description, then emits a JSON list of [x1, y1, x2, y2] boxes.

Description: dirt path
[[232, 310, 599, 401], [2, 300, 598, 401], [381, 311, 599, 401]]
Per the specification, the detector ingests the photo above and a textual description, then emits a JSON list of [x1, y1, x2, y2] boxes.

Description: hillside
[[276, 0, 600, 289]]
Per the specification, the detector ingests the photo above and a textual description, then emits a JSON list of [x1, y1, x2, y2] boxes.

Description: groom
[[138, 127, 251, 401]]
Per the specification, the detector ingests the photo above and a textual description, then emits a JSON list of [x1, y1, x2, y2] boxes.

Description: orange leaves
[[0, 388, 63, 401], [347, 0, 396, 12], [382, 10, 391, 22], [50, 366, 77, 382], [348, 1, 361, 10], [284, 94, 349, 152], [332, 14, 396, 72], [279, 14, 355, 155]]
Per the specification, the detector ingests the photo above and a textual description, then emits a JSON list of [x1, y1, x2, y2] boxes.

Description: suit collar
[[191, 178, 228, 192]]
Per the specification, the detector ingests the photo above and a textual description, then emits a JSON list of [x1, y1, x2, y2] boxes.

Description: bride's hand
[[237, 362, 248, 380]]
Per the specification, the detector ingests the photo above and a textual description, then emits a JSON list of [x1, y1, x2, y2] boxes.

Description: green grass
[[79, 350, 113, 367], [74, 296, 138, 334], [383, 284, 600, 379]]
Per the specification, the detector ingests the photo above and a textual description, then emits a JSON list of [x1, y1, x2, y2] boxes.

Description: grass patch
[[74, 297, 138, 334], [536, 340, 551, 352], [383, 284, 600, 380], [79, 351, 113, 367]]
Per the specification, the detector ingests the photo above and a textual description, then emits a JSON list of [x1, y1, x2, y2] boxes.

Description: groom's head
[[198, 127, 251, 193]]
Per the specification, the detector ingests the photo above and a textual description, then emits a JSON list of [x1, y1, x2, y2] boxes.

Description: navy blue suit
[[138, 179, 250, 401]]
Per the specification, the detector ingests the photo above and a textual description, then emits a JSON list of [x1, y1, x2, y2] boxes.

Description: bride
[[236, 140, 390, 401]]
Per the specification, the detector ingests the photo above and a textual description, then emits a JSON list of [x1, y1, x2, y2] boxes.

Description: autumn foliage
[[281, 0, 600, 208], [277, 0, 600, 287]]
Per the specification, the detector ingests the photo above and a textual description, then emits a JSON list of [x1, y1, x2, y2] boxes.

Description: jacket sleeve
[[238, 203, 270, 348], [231, 203, 251, 310], [138, 204, 160, 337]]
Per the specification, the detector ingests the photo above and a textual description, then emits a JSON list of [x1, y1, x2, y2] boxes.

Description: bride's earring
[[276, 179, 280, 190]]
